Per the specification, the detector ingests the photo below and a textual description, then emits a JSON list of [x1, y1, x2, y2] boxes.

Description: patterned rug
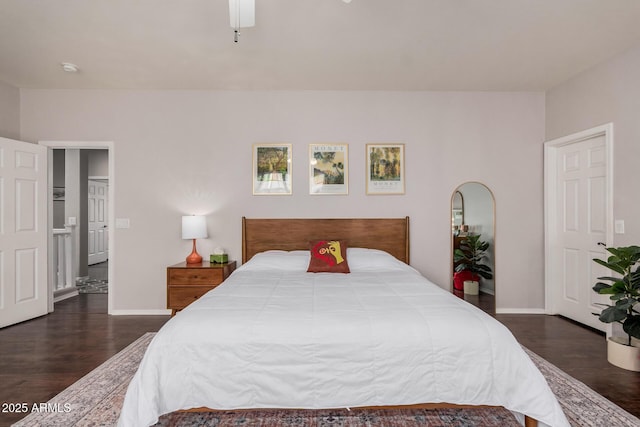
[[12, 333, 640, 427], [75, 277, 108, 294]]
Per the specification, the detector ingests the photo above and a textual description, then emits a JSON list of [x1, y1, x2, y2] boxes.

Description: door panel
[[88, 179, 108, 265], [0, 137, 48, 328], [562, 248, 579, 302], [552, 134, 609, 330], [16, 248, 37, 301]]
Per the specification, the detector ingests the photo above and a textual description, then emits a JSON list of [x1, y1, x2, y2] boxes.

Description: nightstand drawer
[[167, 261, 236, 315], [168, 269, 223, 285], [168, 286, 214, 309]]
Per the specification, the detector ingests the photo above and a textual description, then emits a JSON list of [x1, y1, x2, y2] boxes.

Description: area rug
[[12, 333, 640, 427], [75, 277, 108, 294]]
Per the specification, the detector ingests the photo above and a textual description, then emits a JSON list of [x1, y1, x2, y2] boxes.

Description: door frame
[[543, 123, 614, 319], [40, 141, 115, 315]]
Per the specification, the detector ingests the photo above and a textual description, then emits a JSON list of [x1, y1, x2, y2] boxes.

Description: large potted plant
[[592, 245, 640, 371], [453, 234, 493, 294]]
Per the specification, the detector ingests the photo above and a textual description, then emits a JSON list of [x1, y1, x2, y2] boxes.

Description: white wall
[[20, 90, 545, 312], [0, 80, 20, 140], [546, 44, 640, 248]]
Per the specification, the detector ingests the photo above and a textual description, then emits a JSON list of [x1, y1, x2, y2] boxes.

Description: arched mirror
[[451, 182, 495, 314]]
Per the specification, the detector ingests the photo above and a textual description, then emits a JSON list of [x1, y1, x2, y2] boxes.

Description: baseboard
[[53, 288, 79, 303], [496, 308, 547, 315], [109, 309, 172, 316]]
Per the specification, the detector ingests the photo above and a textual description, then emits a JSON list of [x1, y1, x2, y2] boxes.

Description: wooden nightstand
[[166, 261, 236, 316]]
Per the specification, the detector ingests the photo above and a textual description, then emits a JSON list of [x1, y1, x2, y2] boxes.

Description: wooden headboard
[[242, 217, 410, 264]]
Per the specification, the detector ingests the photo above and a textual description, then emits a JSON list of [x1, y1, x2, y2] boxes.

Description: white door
[[0, 137, 48, 328], [545, 125, 613, 332], [87, 179, 108, 265]]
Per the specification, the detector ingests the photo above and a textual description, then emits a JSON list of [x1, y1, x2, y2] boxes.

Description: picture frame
[[366, 143, 405, 195], [252, 143, 292, 195], [309, 144, 349, 195]]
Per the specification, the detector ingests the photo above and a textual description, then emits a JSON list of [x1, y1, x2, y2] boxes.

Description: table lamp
[[182, 215, 208, 264]]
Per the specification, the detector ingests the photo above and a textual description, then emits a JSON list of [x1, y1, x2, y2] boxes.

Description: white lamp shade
[[229, 0, 255, 28], [182, 215, 208, 239]]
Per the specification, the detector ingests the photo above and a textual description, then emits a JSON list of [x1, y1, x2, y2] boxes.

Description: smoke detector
[[61, 62, 79, 73]]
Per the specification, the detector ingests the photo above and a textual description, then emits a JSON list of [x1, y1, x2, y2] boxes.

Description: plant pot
[[607, 337, 640, 372], [463, 280, 479, 295], [453, 271, 479, 291]]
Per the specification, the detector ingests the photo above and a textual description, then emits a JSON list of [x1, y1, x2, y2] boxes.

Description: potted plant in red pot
[[453, 234, 493, 294]]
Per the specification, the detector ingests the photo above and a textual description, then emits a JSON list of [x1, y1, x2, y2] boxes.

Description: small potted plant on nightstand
[[453, 234, 493, 295], [592, 245, 640, 371]]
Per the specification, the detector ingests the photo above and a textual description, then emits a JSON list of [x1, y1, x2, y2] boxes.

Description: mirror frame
[[451, 190, 464, 229], [450, 182, 496, 312]]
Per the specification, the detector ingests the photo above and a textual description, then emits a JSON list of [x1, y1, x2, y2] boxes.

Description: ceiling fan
[[228, 0, 352, 42]]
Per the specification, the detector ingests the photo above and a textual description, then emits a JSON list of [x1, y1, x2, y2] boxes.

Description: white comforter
[[118, 249, 569, 427]]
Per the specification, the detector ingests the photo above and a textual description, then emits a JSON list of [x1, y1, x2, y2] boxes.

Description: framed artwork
[[252, 143, 292, 195], [309, 144, 348, 195], [366, 143, 405, 195]]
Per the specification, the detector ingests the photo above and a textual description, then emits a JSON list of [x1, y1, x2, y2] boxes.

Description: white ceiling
[[2, 0, 640, 91]]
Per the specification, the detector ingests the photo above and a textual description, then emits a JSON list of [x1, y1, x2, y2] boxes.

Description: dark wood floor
[[1, 294, 640, 426], [453, 289, 495, 313], [0, 294, 168, 427]]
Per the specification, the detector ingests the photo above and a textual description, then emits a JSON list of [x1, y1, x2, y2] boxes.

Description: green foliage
[[257, 147, 288, 175], [592, 245, 640, 345], [369, 147, 401, 181], [313, 151, 345, 184], [453, 234, 493, 280]]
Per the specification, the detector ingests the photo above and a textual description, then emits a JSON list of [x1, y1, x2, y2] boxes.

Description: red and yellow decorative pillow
[[307, 240, 350, 273]]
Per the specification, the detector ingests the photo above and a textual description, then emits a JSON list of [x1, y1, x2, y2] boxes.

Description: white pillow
[[242, 248, 414, 274], [346, 248, 409, 271], [241, 250, 310, 271]]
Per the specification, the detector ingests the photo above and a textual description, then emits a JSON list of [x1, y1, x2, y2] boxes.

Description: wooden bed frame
[[238, 216, 538, 427], [242, 217, 410, 264]]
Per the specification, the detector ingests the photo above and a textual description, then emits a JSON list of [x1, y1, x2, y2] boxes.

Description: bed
[[118, 217, 569, 427]]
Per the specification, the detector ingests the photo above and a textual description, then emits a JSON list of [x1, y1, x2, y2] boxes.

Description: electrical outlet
[[115, 218, 130, 229]]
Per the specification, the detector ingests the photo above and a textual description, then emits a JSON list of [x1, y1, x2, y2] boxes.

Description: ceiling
[[2, 0, 640, 91]]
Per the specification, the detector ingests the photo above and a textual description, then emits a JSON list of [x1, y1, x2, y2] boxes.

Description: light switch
[[115, 218, 130, 229], [67, 216, 77, 226], [615, 220, 625, 234]]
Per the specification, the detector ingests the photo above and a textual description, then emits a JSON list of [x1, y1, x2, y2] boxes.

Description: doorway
[[544, 124, 613, 332], [41, 141, 115, 314]]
